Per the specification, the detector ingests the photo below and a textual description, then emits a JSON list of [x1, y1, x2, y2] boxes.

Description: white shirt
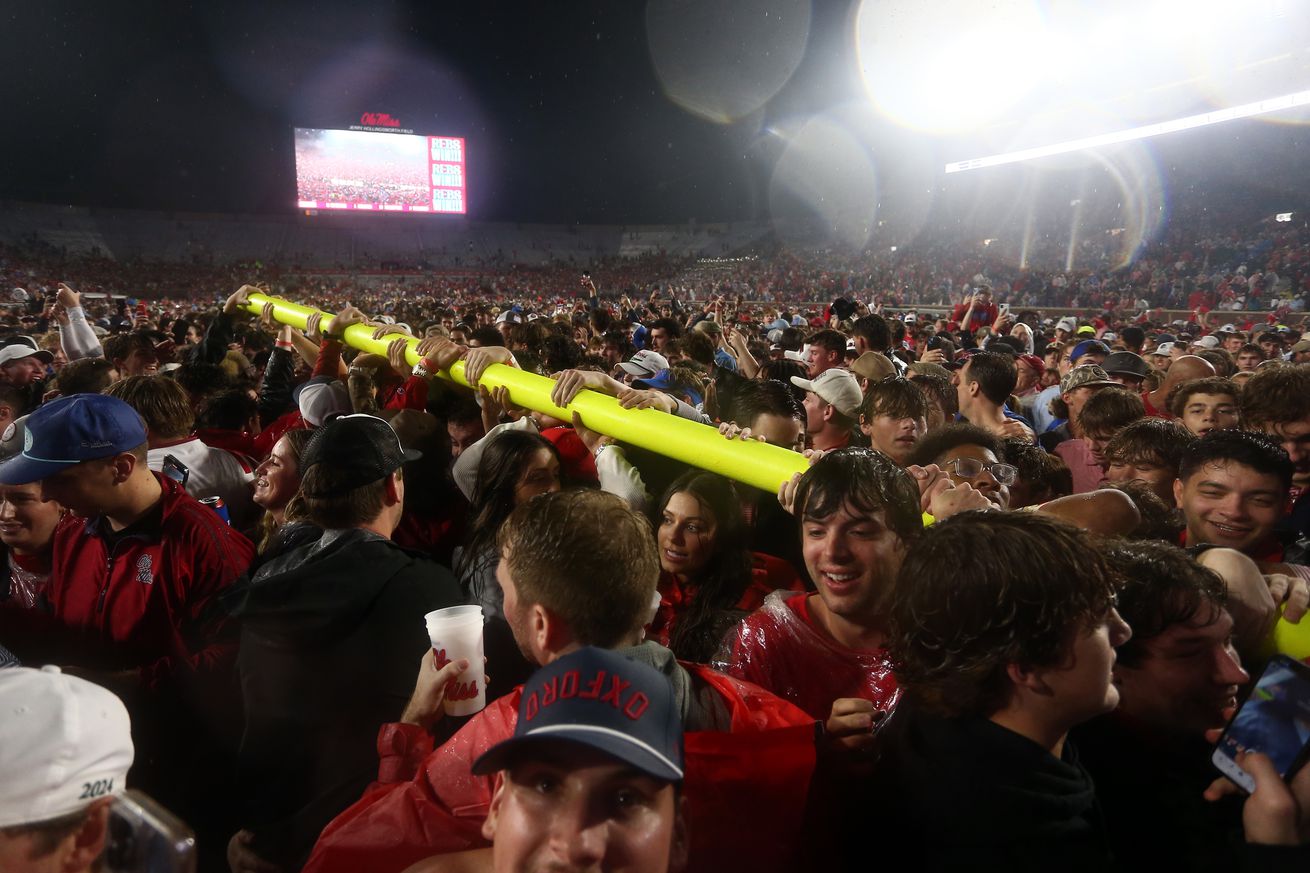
[[148, 437, 258, 531]]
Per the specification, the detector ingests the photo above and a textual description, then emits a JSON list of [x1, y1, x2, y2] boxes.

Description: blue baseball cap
[[1069, 339, 1110, 364], [632, 369, 703, 407], [472, 647, 684, 782], [0, 395, 147, 485]]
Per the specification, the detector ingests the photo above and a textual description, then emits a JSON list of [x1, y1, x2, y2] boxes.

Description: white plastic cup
[[424, 606, 486, 716]]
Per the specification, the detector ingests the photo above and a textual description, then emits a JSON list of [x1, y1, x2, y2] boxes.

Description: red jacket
[[46, 474, 254, 688], [303, 665, 817, 873]]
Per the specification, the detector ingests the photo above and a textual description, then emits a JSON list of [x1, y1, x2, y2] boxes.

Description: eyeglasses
[[945, 457, 1018, 486]]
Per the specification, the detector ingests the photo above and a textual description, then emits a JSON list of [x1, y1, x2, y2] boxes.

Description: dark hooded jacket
[[223, 527, 461, 870], [854, 697, 1114, 872]]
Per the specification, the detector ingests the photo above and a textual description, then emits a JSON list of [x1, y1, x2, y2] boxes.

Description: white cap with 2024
[[0, 666, 134, 828]]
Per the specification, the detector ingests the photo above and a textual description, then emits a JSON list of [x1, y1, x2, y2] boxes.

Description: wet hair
[[1103, 539, 1226, 668], [909, 372, 954, 419], [53, 357, 117, 396], [1003, 438, 1072, 505], [102, 330, 155, 363], [793, 448, 923, 546], [1178, 429, 1293, 492], [458, 430, 561, 595], [649, 318, 682, 340], [499, 490, 658, 648], [890, 512, 1120, 719], [680, 331, 715, 369], [1240, 364, 1310, 431], [195, 388, 258, 431], [469, 326, 504, 347], [907, 423, 1004, 469], [104, 375, 193, 440], [1104, 418, 1195, 473], [1078, 388, 1145, 439], [1168, 377, 1239, 419], [172, 362, 232, 404], [807, 329, 847, 356], [852, 314, 891, 352], [656, 472, 753, 662], [859, 377, 929, 424], [961, 352, 1017, 406], [1194, 349, 1234, 378], [1101, 480, 1184, 542], [732, 379, 803, 429]]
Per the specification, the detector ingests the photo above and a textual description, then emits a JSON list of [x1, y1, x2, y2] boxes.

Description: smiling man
[[1074, 540, 1252, 873], [716, 449, 923, 746], [1175, 430, 1303, 564]]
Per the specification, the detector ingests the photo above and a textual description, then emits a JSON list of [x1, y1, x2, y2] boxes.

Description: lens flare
[[646, 0, 811, 124]]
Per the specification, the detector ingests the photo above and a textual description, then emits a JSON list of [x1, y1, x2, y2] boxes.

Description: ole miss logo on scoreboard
[[359, 112, 401, 128]]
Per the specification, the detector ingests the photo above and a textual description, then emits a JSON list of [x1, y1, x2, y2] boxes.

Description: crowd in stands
[[2, 219, 1310, 872], [294, 149, 432, 207]]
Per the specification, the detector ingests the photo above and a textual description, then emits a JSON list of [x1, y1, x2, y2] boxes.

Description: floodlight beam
[[945, 87, 1310, 174]]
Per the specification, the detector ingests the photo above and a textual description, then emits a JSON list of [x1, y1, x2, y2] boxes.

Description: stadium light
[[1276, 212, 1294, 222], [945, 87, 1310, 173]]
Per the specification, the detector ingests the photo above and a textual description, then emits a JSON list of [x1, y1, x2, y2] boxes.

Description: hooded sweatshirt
[[224, 528, 462, 870], [856, 697, 1113, 872]]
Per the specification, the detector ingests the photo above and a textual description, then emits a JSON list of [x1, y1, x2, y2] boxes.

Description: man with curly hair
[[858, 511, 1131, 869]]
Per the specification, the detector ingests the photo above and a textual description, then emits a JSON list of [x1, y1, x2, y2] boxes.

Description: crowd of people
[[293, 147, 432, 208], [1, 233, 1310, 873]]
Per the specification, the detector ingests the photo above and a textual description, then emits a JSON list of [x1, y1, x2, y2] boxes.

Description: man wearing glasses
[[909, 424, 1017, 510]]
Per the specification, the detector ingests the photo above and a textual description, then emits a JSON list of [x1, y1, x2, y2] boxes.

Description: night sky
[[0, 0, 870, 224], [2, 1, 1308, 227]]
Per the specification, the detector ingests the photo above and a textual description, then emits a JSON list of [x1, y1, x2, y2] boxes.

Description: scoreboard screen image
[[294, 128, 466, 214]]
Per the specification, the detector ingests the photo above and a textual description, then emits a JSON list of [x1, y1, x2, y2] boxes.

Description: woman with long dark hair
[[454, 428, 561, 616], [650, 470, 803, 662]]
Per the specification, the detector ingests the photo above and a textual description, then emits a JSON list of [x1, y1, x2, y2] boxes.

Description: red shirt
[[716, 591, 900, 720], [304, 665, 816, 873], [44, 474, 254, 687]]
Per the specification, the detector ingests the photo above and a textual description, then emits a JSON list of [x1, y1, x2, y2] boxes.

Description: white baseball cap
[[1056, 317, 1078, 333], [790, 368, 863, 418], [1191, 335, 1220, 350], [0, 343, 54, 368], [297, 378, 352, 427], [618, 349, 670, 379], [0, 666, 134, 828], [1152, 342, 1175, 356]]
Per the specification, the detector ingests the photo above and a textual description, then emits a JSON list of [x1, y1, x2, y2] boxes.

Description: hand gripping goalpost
[[243, 293, 809, 494]]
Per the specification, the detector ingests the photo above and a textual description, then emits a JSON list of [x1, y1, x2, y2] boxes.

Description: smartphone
[[106, 790, 196, 873], [999, 303, 1011, 316], [161, 454, 189, 490], [136, 301, 149, 318], [1212, 654, 1310, 793]]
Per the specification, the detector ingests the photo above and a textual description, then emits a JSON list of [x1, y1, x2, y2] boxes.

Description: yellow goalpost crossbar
[[243, 293, 809, 493]]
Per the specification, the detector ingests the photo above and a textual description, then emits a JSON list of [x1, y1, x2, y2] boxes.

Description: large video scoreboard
[[294, 122, 467, 215]]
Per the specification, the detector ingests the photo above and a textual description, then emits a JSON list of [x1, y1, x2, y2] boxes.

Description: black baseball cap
[[1102, 351, 1150, 379], [300, 414, 420, 497], [473, 647, 684, 782]]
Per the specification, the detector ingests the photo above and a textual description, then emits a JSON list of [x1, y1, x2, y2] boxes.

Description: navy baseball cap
[[472, 647, 684, 782], [0, 395, 146, 485], [1069, 339, 1110, 364]]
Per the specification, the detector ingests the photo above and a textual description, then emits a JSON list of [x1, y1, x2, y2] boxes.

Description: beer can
[[199, 496, 230, 525]]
